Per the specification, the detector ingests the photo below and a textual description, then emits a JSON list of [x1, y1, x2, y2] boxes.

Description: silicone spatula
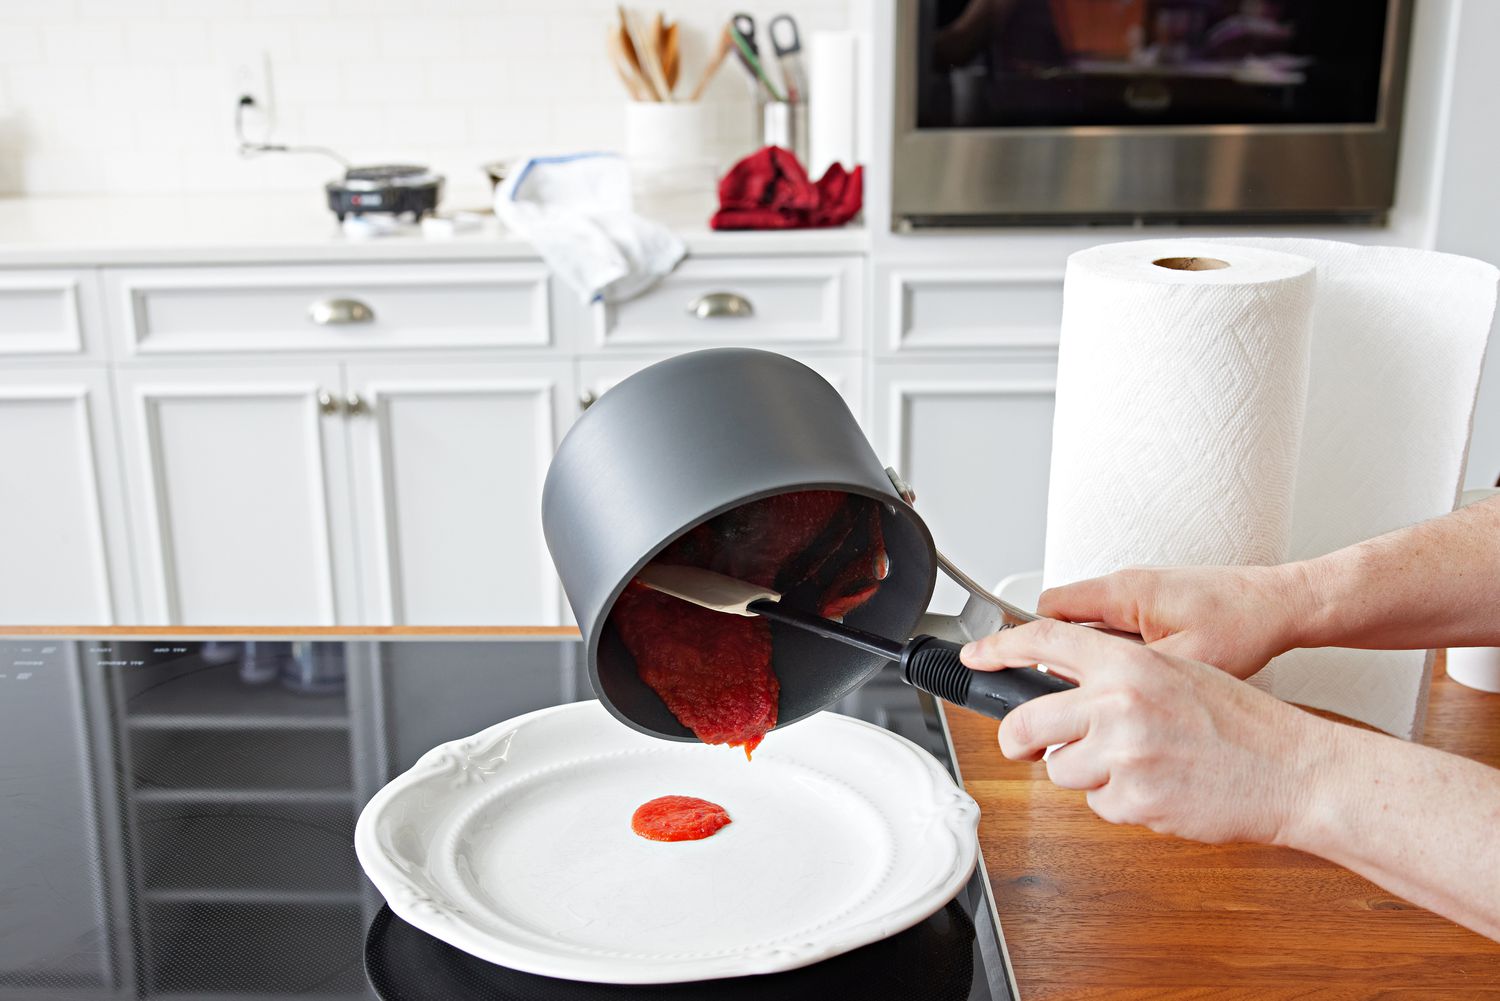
[[635, 564, 1074, 721]]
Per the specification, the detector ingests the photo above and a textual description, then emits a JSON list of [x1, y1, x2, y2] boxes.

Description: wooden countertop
[[947, 655, 1500, 999], [9, 626, 1498, 994]]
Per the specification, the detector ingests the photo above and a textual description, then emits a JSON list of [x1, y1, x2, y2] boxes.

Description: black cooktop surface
[[0, 636, 1018, 1001]]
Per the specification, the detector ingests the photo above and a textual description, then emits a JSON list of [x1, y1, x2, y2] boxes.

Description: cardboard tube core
[[1153, 256, 1231, 271]]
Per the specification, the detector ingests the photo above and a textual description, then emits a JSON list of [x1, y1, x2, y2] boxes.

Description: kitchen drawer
[[0, 269, 102, 358], [589, 256, 861, 350], [878, 266, 1064, 354], [105, 263, 552, 357], [579, 351, 867, 431]]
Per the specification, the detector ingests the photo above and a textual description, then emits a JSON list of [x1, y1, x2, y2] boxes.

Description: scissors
[[767, 14, 804, 102], [729, 12, 786, 102]]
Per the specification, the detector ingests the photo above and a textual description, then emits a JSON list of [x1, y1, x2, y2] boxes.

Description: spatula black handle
[[900, 635, 1076, 720], [747, 598, 906, 660]]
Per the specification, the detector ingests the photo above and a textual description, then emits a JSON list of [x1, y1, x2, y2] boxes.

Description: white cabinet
[[105, 263, 553, 357], [875, 265, 1064, 355], [111, 360, 572, 626], [345, 361, 572, 626], [874, 360, 1057, 613], [0, 368, 135, 623], [0, 269, 103, 359], [3, 249, 1062, 627], [113, 365, 359, 625], [589, 256, 862, 351]]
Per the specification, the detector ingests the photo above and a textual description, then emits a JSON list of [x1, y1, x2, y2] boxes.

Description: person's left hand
[[960, 620, 1333, 846]]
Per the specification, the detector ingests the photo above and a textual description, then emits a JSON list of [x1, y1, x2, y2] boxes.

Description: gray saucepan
[[540, 348, 1066, 743]]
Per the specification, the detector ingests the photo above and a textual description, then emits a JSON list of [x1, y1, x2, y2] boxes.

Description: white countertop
[[0, 193, 869, 267]]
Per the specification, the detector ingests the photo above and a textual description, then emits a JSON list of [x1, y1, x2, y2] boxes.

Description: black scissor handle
[[768, 14, 801, 56], [732, 13, 758, 53]]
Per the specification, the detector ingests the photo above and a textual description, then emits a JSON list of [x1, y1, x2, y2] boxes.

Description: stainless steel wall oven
[[892, 0, 1414, 227]]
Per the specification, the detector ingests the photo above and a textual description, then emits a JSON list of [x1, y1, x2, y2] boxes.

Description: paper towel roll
[[1043, 240, 1317, 590], [1041, 237, 1499, 740], [1209, 238, 1498, 738], [808, 31, 857, 178]]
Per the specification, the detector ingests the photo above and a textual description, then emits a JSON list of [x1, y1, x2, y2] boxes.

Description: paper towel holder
[[1153, 256, 1231, 272]]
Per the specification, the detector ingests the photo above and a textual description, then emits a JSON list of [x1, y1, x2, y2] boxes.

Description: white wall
[[0, 0, 850, 204], [1433, 0, 1500, 488]]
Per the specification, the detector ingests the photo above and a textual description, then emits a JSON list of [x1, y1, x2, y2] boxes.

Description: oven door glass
[[916, 0, 1391, 129]]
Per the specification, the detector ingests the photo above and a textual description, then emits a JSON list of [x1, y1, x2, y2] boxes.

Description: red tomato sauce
[[631, 795, 733, 842], [610, 490, 889, 758]]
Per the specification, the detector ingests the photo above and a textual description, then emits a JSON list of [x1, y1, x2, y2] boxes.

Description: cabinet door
[[0, 368, 135, 623], [114, 365, 358, 624], [344, 361, 573, 626], [874, 361, 1057, 613]]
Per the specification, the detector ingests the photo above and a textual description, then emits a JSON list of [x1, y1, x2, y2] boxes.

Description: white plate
[[355, 700, 979, 984]]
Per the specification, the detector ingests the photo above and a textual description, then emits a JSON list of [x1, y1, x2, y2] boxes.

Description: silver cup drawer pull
[[687, 291, 754, 320], [309, 298, 375, 326]]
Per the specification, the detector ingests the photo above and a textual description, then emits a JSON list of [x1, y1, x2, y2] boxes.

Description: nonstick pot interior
[[541, 349, 939, 742], [594, 487, 936, 741]]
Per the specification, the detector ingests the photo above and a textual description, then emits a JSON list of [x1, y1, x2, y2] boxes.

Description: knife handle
[[900, 635, 1075, 720]]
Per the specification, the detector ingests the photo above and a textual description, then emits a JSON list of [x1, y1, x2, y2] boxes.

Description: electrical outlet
[[229, 49, 274, 132]]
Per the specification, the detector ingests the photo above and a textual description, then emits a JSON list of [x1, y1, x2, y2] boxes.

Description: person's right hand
[[1036, 564, 1313, 680]]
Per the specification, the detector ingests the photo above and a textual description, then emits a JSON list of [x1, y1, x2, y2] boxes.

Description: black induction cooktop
[[0, 635, 1018, 1001]]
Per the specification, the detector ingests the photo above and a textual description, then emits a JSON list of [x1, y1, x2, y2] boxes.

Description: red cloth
[[710, 146, 863, 230]]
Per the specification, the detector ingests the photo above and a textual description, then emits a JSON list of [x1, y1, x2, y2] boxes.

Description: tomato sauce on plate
[[610, 490, 889, 758], [631, 795, 733, 842]]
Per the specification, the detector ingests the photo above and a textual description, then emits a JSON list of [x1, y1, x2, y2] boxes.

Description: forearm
[[1281, 719, 1500, 941], [1285, 496, 1500, 652]]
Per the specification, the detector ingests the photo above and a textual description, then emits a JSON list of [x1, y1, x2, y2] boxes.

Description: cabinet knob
[[687, 291, 753, 320], [579, 389, 598, 411], [344, 393, 367, 416], [309, 298, 375, 326], [316, 389, 339, 415]]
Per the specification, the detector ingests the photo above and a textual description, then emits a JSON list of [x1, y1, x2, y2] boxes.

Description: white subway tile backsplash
[[205, 17, 288, 54], [247, 0, 333, 17], [123, 19, 211, 59], [382, 105, 468, 146], [42, 22, 126, 63], [91, 63, 177, 109], [104, 148, 184, 192], [4, 0, 80, 18], [466, 105, 551, 151], [77, 0, 165, 17], [20, 152, 105, 195], [298, 104, 386, 148], [274, 61, 344, 103], [7, 64, 93, 107], [339, 61, 429, 103], [0, 24, 43, 61], [291, 17, 378, 61], [0, 0, 851, 196]]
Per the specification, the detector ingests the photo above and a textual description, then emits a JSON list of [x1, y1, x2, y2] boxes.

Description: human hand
[[960, 620, 1331, 846], [1036, 564, 1312, 680]]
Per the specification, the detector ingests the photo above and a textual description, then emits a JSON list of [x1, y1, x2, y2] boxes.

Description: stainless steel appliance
[[0, 636, 1020, 1000], [892, 0, 1414, 227]]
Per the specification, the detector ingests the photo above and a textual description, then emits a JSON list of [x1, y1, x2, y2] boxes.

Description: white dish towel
[[495, 153, 686, 304], [1042, 238, 1499, 740]]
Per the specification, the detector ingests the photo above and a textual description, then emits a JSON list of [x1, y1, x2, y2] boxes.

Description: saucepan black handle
[[900, 635, 1076, 720]]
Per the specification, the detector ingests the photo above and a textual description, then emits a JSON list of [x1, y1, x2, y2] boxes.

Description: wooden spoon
[[661, 20, 680, 96], [688, 24, 735, 101], [614, 8, 660, 101], [607, 27, 651, 101], [622, 6, 672, 102]]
